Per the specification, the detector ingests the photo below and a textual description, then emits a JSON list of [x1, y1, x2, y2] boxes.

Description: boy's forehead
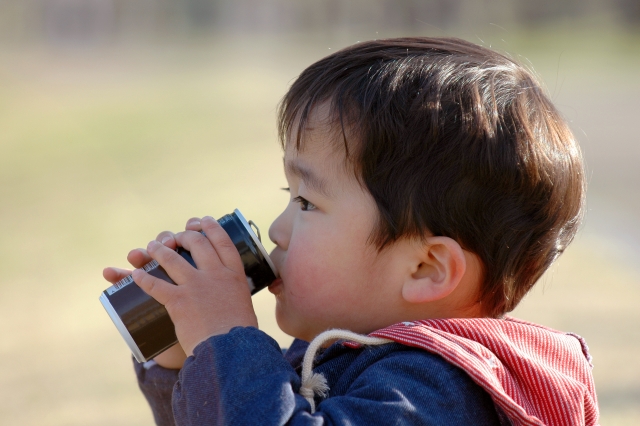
[[284, 107, 348, 166], [284, 156, 333, 197], [283, 137, 357, 196], [283, 99, 361, 188], [287, 99, 356, 155]]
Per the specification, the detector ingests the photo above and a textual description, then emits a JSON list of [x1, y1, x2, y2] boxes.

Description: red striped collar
[[344, 317, 598, 426]]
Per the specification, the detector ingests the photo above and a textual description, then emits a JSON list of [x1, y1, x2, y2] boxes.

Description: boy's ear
[[401, 236, 467, 304]]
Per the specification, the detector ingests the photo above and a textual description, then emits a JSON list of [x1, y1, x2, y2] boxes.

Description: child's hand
[[132, 216, 258, 356], [102, 218, 204, 369], [102, 217, 203, 283]]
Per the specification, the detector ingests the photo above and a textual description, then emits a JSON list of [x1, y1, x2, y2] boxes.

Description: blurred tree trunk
[[514, 0, 586, 25], [617, 0, 640, 25]]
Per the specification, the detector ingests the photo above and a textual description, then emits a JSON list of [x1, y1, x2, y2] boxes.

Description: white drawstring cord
[[299, 329, 392, 412]]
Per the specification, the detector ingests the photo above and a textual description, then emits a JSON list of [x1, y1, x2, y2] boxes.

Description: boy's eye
[[292, 196, 317, 211]]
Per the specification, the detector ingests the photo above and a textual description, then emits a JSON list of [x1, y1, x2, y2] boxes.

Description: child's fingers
[[146, 240, 195, 284], [174, 230, 222, 271], [127, 232, 176, 268], [103, 267, 132, 284], [132, 268, 176, 306], [155, 231, 178, 249], [201, 216, 243, 271], [127, 248, 152, 269], [185, 217, 202, 231]]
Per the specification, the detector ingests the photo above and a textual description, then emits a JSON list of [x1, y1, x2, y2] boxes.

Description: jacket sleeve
[[171, 327, 501, 426], [134, 358, 180, 426]]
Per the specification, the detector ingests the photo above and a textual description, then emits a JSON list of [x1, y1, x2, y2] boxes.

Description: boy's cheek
[[282, 249, 329, 302]]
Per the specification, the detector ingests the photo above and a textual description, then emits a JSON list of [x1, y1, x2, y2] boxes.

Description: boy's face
[[268, 105, 417, 342]]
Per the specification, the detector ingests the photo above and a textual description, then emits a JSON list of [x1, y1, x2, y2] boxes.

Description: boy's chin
[[275, 314, 313, 343]]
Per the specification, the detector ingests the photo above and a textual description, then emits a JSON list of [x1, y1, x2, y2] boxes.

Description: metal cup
[[99, 209, 278, 362]]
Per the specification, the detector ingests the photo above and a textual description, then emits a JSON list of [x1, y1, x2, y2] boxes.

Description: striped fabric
[[344, 317, 599, 426]]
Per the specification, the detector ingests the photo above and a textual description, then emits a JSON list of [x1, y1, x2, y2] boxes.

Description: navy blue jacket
[[135, 326, 506, 425]]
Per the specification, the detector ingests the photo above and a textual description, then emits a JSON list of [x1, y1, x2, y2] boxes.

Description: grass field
[[0, 30, 638, 424]]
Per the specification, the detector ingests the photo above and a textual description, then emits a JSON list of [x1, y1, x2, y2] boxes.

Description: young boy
[[104, 37, 598, 425]]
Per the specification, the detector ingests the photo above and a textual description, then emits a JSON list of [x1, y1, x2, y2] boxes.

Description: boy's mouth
[[268, 278, 283, 295]]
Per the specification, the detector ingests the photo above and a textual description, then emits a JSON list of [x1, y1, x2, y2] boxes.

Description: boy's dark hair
[[277, 37, 585, 317]]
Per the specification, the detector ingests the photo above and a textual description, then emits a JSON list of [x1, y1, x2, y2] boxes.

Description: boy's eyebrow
[[285, 160, 333, 198]]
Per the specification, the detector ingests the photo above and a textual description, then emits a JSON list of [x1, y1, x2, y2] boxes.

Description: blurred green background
[[0, 1, 639, 424]]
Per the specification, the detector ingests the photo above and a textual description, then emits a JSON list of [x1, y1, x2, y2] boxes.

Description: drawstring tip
[[300, 372, 329, 412]]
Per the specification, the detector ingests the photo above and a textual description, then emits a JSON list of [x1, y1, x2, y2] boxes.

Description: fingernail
[[161, 236, 171, 244], [203, 216, 215, 223], [147, 240, 159, 251]]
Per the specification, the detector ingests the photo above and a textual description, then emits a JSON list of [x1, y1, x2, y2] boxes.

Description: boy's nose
[[268, 207, 291, 250]]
